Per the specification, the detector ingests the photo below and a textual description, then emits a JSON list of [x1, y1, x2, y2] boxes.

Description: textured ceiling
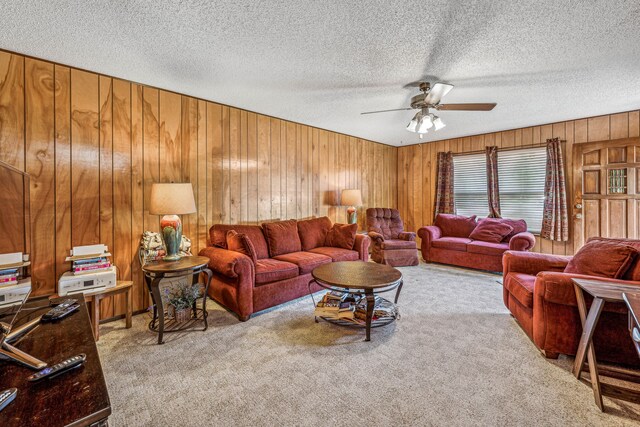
[[1, 1, 640, 146]]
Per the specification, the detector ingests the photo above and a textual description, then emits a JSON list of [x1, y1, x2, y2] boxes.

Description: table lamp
[[341, 189, 363, 225], [149, 183, 196, 261]]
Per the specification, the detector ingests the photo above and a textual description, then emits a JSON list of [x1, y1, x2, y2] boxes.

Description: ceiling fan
[[361, 82, 496, 137]]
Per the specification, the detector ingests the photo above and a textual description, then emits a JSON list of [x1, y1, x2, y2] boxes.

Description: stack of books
[[0, 266, 19, 287], [71, 256, 111, 275]]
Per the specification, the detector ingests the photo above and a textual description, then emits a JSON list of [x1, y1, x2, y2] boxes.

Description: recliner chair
[[366, 208, 419, 267]]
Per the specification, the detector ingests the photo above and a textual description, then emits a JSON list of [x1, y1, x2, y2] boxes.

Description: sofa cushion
[[565, 240, 638, 279], [469, 219, 514, 243], [431, 237, 472, 252], [262, 220, 302, 257], [381, 239, 417, 250], [505, 273, 536, 308], [273, 251, 332, 274], [210, 224, 269, 259], [324, 223, 357, 249], [254, 258, 299, 285], [494, 218, 528, 242], [226, 230, 257, 263], [434, 214, 477, 238], [467, 240, 510, 256], [588, 237, 640, 281], [297, 217, 332, 251], [308, 246, 359, 262]]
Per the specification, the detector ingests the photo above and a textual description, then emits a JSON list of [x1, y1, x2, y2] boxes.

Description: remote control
[[42, 302, 79, 322], [52, 299, 77, 308], [0, 388, 17, 412], [27, 354, 86, 382]]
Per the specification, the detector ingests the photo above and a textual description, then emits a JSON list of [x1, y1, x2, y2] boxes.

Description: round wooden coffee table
[[309, 261, 403, 341]]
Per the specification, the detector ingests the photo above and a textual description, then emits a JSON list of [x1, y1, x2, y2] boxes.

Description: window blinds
[[453, 153, 488, 217], [497, 146, 546, 233]]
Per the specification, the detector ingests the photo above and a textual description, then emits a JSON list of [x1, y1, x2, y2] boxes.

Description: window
[[497, 147, 546, 233], [452, 146, 547, 233], [453, 153, 488, 217]]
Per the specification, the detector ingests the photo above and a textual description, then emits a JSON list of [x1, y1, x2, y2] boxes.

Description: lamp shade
[[341, 189, 363, 207], [149, 183, 196, 215]]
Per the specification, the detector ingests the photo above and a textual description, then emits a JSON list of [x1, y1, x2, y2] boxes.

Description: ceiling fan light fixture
[[406, 112, 421, 132], [417, 114, 433, 133], [433, 115, 446, 131]]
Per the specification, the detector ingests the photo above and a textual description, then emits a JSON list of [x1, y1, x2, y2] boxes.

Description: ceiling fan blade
[[424, 82, 454, 104], [360, 108, 413, 115], [436, 103, 497, 111]]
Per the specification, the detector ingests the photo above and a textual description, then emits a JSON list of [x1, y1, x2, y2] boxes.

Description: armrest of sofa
[[367, 231, 385, 244], [534, 272, 640, 307], [398, 231, 416, 241], [502, 250, 571, 276], [199, 246, 255, 280], [417, 225, 442, 243], [509, 231, 536, 251], [354, 234, 371, 262]]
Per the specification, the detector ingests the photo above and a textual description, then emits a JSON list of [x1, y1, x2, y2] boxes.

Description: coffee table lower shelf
[[316, 297, 399, 328]]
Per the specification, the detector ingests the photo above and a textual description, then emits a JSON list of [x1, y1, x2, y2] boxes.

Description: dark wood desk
[[0, 297, 111, 426]]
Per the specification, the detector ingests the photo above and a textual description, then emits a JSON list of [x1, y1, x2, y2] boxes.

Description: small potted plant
[[164, 283, 201, 323]]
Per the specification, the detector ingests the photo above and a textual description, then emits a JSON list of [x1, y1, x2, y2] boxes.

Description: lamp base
[[346, 207, 357, 225], [160, 214, 183, 261]]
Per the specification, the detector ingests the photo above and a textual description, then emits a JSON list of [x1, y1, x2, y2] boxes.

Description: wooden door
[[573, 137, 640, 249]]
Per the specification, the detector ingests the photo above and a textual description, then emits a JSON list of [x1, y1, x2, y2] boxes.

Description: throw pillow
[[324, 223, 358, 250], [434, 214, 477, 238], [261, 219, 302, 257], [297, 216, 332, 250], [564, 240, 638, 279], [469, 219, 514, 243], [226, 230, 258, 263], [495, 218, 528, 242]]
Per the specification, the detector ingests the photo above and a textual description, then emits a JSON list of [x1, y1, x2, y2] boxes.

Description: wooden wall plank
[[247, 112, 258, 223], [257, 114, 271, 222], [196, 100, 207, 248], [54, 65, 71, 284], [181, 96, 198, 249], [0, 52, 25, 169], [71, 69, 100, 247], [142, 87, 160, 234], [25, 58, 55, 296]]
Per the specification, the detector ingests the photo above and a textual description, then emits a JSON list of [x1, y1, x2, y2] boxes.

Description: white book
[[0, 252, 23, 267]]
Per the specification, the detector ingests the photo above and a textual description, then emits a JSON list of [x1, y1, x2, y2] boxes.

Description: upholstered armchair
[[366, 208, 419, 266]]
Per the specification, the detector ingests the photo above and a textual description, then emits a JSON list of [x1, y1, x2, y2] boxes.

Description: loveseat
[[199, 217, 370, 321], [418, 214, 535, 272], [503, 237, 640, 366]]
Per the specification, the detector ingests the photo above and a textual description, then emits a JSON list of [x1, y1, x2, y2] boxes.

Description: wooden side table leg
[[125, 288, 133, 329], [150, 277, 165, 344], [93, 296, 101, 341], [365, 290, 375, 342]]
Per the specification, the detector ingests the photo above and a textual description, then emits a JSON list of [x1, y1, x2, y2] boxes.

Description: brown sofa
[[366, 208, 418, 266], [503, 237, 640, 366], [199, 217, 370, 321], [418, 214, 536, 272]]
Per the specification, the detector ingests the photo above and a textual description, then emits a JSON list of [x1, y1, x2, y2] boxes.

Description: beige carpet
[[97, 262, 640, 426]]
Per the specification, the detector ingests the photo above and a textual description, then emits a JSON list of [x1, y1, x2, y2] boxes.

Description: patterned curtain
[[434, 151, 455, 219], [541, 138, 569, 241], [486, 146, 501, 218]]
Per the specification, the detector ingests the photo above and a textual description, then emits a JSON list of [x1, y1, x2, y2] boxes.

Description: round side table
[[142, 255, 213, 344]]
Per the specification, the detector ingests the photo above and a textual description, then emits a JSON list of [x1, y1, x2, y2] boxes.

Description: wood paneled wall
[[398, 109, 640, 255], [0, 51, 397, 319]]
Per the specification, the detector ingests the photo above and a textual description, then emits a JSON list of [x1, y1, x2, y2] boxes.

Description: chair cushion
[[505, 273, 536, 308], [565, 240, 638, 279], [588, 237, 640, 281], [262, 220, 302, 257], [297, 217, 332, 251], [308, 246, 359, 262], [273, 251, 332, 274], [210, 224, 269, 259], [381, 239, 417, 250], [434, 214, 477, 238], [226, 230, 257, 263], [467, 240, 509, 256], [469, 219, 514, 243], [324, 223, 357, 249], [431, 237, 472, 252], [366, 208, 404, 239], [254, 259, 299, 285]]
